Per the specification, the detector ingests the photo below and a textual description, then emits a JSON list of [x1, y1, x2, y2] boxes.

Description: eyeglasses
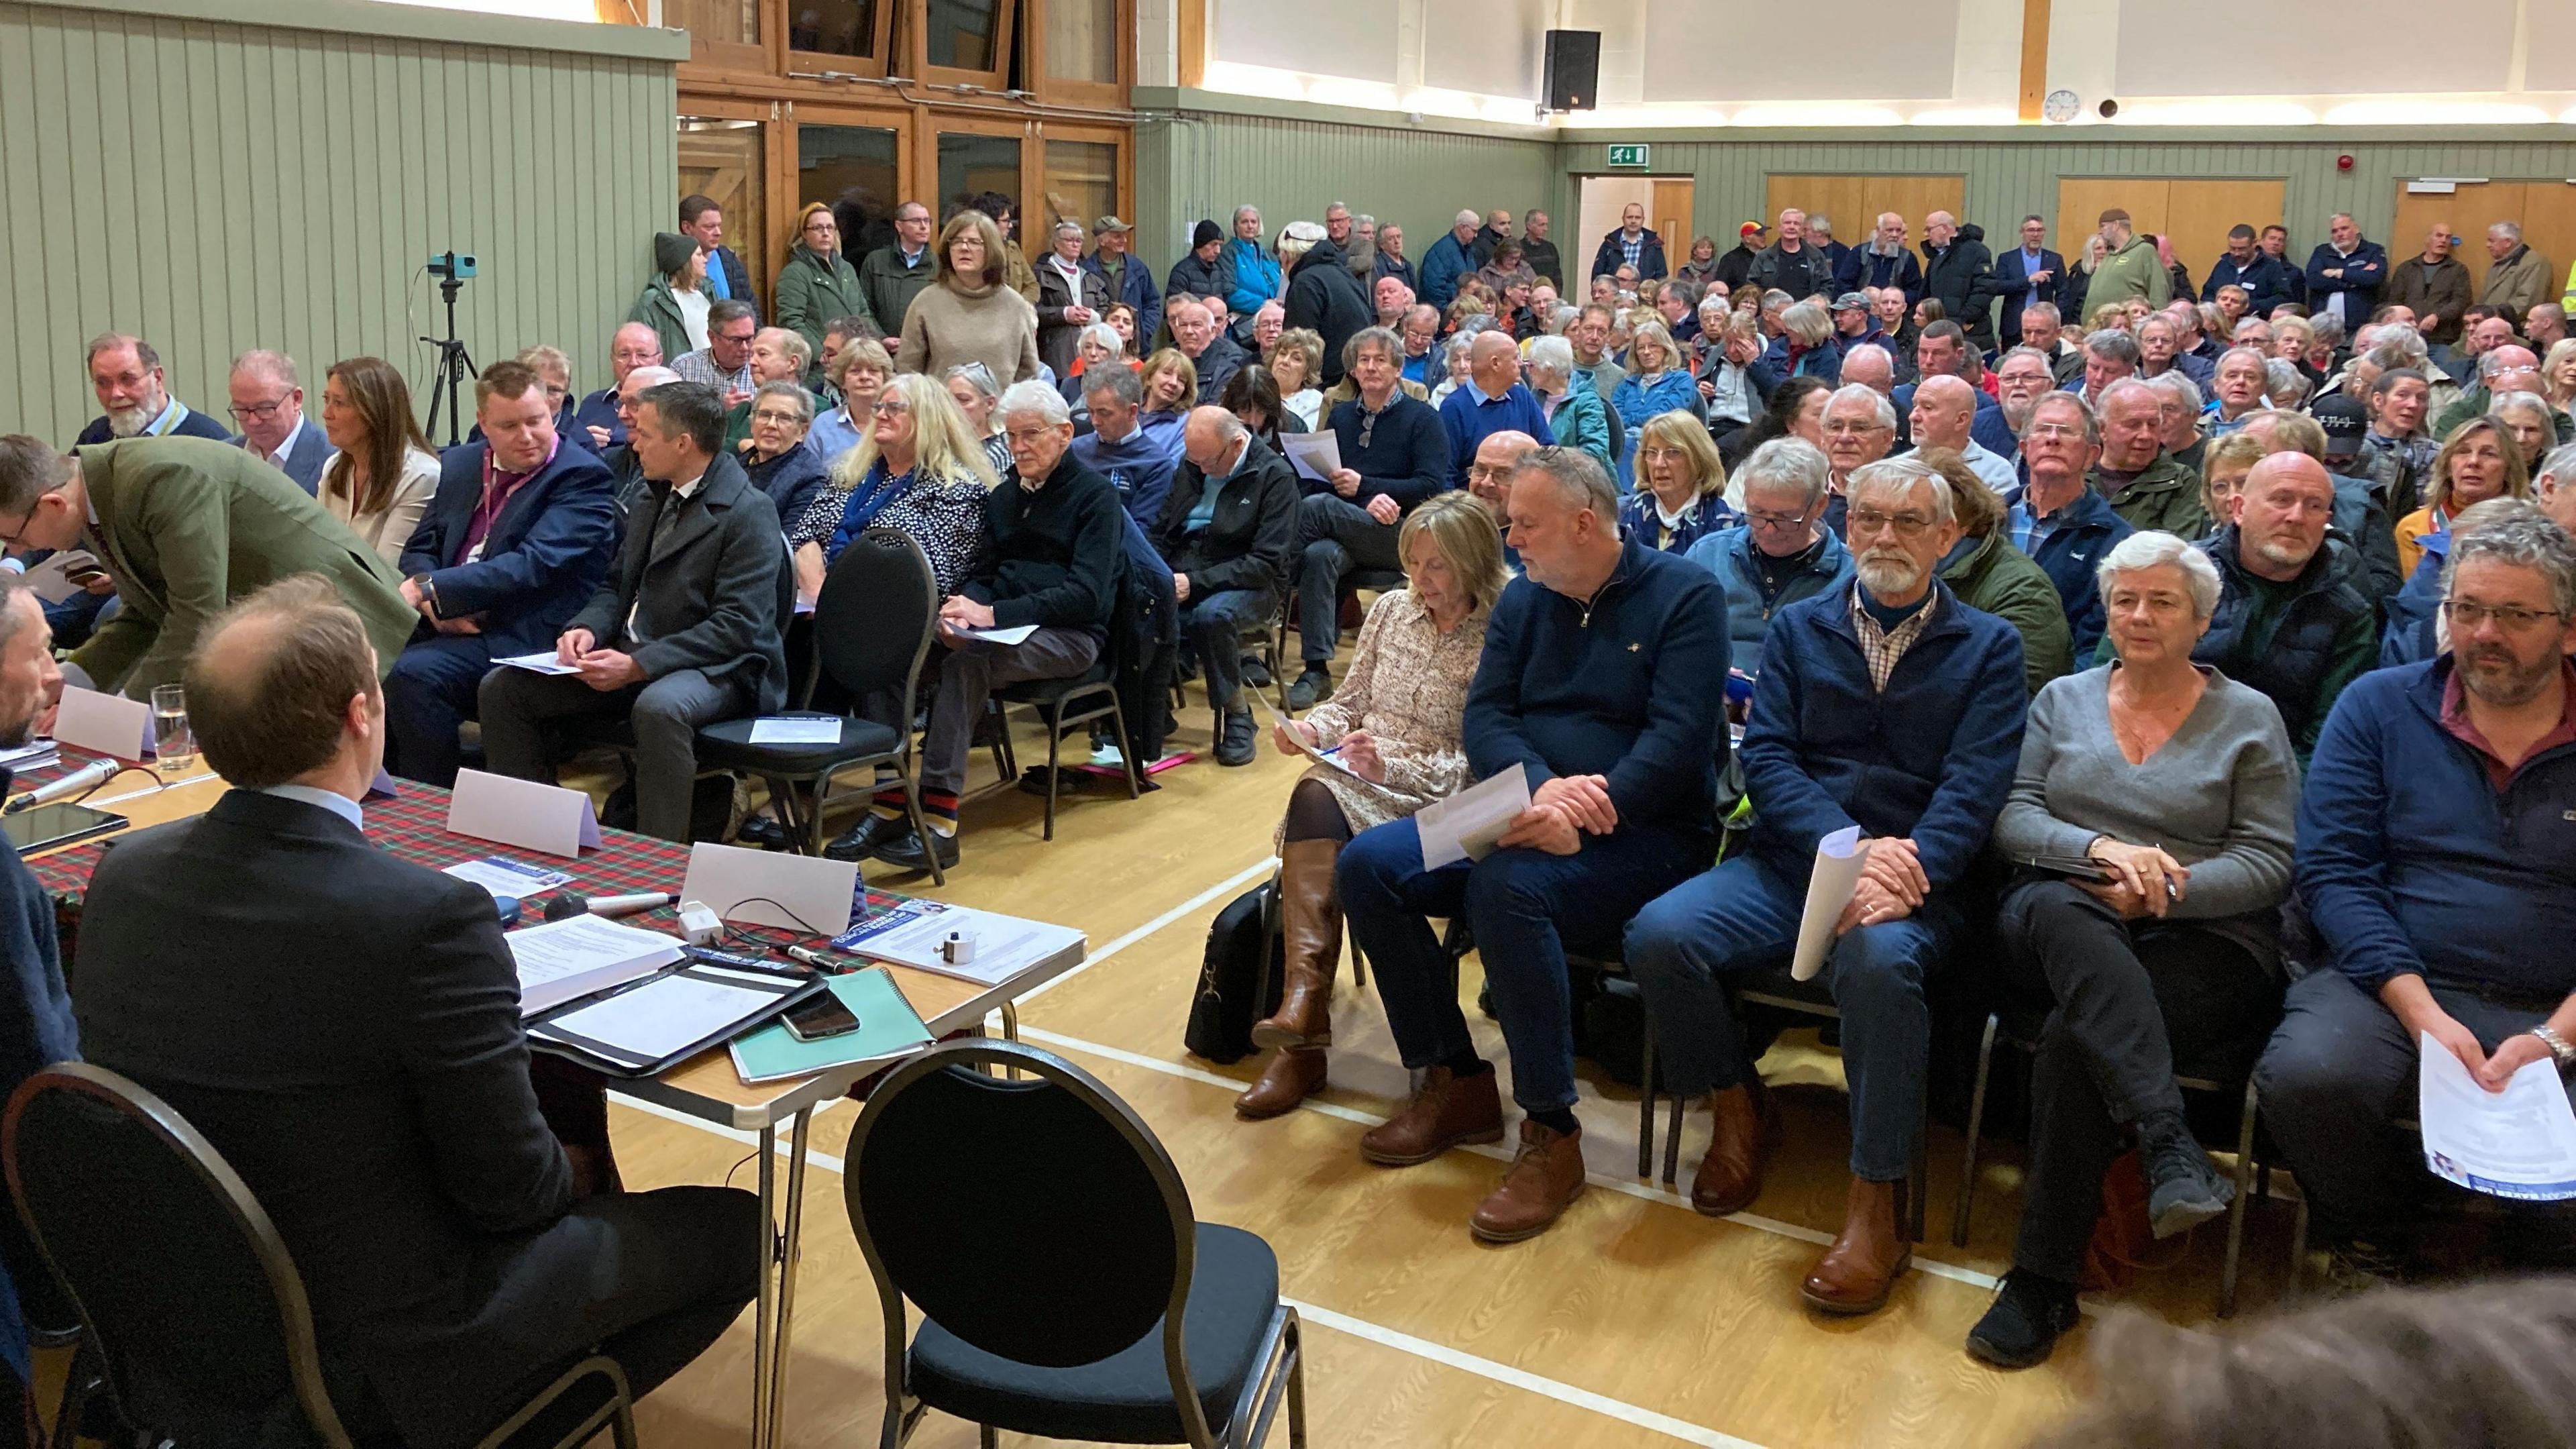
[[1822, 420, 1888, 437], [751, 409, 804, 426], [1845, 508, 1935, 538], [0, 511, 34, 546], [873, 398, 912, 415], [1005, 426, 1061, 445], [1743, 507, 1811, 530], [227, 398, 290, 423], [804, 219, 837, 234], [718, 329, 757, 345], [2441, 599, 2565, 632], [2023, 422, 2086, 440]]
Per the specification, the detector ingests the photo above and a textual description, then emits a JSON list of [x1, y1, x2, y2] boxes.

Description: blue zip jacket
[[2202, 252, 2296, 318], [2006, 486, 2134, 661], [1222, 237, 1281, 326], [1438, 383, 1550, 492], [1419, 233, 1474, 310], [2379, 534, 2447, 667], [2299, 655, 2576, 999], [1618, 488, 1736, 557], [1683, 524, 1852, 666], [1085, 250, 1165, 353], [1465, 538, 1733, 844], [1741, 580, 2028, 891], [2304, 239, 2389, 319]]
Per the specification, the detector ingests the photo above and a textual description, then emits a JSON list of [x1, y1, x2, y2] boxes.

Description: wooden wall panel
[[2392, 180, 2576, 305], [1650, 180, 1696, 264], [1764, 174, 1968, 241], [2056, 178, 2282, 289]]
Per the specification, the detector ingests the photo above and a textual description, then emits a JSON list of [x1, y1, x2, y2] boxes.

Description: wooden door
[[1651, 180, 1695, 262], [2521, 183, 2576, 306], [679, 108, 776, 308], [2057, 178, 2283, 295], [2392, 180, 2576, 303], [1765, 174, 1966, 242]]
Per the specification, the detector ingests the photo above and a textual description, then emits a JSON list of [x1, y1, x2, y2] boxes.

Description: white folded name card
[[447, 768, 601, 859]]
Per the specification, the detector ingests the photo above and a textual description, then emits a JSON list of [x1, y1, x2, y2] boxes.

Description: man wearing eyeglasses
[[1817, 383, 1899, 539], [2187, 452, 2376, 765], [2259, 510, 2576, 1288], [670, 299, 760, 408], [72, 333, 230, 446], [1684, 437, 1852, 669], [224, 350, 330, 495]]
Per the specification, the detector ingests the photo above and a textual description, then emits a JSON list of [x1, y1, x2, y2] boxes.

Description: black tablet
[[3, 802, 129, 855]]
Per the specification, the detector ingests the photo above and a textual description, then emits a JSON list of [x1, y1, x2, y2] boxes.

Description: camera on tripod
[[420, 248, 482, 445], [427, 250, 478, 280]]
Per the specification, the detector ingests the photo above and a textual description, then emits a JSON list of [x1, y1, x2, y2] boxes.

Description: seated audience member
[[511, 347, 580, 441], [2396, 415, 2530, 577], [1523, 334, 1611, 478], [1613, 321, 1705, 458], [1139, 347, 1200, 421], [944, 362, 1018, 480], [790, 373, 994, 606], [1838, 343, 1895, 400], [2381, 496, 2538, 667], [2092, 378, 2208, 537], [1621, 409, 1736, 555], [2434, 345, 2555, 439], [1964, 532, 2296, 1367], [1817, 382, 1900, 537], [317, 356, 441, 568], [1908, 374, 2015, 496], [1059, 323, 1132, 420], [596, 366, 680, 510], [479, 383, 788, 843], [2492, 390, 2561, 475], [1220, 364, 1301, 454], [76, 333, 231, 443], [1240, 493, 1508, 1116], [2183, 452, 2375, 764], [574, 323, 663, 451], [2069, 328, 2141, 407], [738, 380, 830, 525], [718, 328, 812, 452], [2354, 366, 2438, 518], [1699, 313, 1762, 438], [75, 577, 758, 1445], [1919, 451, 2071, 694], [1627, 456, 2027, 1314], [2236, 406, 2402, 601], [1343, 447, 1729, 1242], [672, 299, 759, 403], [808, 337, 890, 466], [1156, 407, 1299, 763], [1286, 329, 1449, 711], [2200, 430, 2265, 527], [835, 384, 1122, 872], [1167, 296, 1246, 405], [0, 432, 413, 699], [2008, 392, 2135, 661], [2258, 511, 2576, 1284], [1749, 301, 1842, 405], [1439, 331, 1550, 492], [1683, 439, 1851, 666], [226, 350, 331, 494], [1992, 345, 2061, 446], [1072, 366, 1186, 525], [2147, 371, 2208, 474], [384, 362, 619, 787]]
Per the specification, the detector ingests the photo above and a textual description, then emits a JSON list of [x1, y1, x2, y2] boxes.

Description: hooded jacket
[[1920, 223, 1997, 339]]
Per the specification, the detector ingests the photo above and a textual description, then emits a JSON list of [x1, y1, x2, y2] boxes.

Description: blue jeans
[[384, 633, 494, 787], [1625, 854, 1960, 1181], [1179, 587, 1271, 711], [1338, 813, 1706, 1116]]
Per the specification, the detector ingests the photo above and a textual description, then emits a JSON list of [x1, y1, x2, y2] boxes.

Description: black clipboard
[[526, 963, 828, 1077]]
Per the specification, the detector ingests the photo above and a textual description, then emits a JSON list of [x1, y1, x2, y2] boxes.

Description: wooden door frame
[[1023, 0, 1131, 112], [786, 99, 918, 272], [907, 0, 1017, 93], [785, 0, 896, 80], [678, 94, 794, 298], [919, 111, 1039, 234], [1032, 118, 1131, 232], [677, 0, 784, 87]]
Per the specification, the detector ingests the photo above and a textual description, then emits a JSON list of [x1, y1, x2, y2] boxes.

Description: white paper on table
[[448, 767, 601, 858], [2418, 1032, 2576, 1200], [540, 971, 782, 1060], [1789, 826, 1870, 982], [1279, 431, 1342, 484], [492, 651, 585, 676], [443, 857, 577, 898], [961, 624, 1040, 646], [835, 901, 1083, 987], [747, 716, 845, 745], [1415, 768, 1532, 871], [54, 686, 152, 761], [681, 841, 857, 936], [21, 551, 101, 605], [506, 914, 685, 1016], [0, 741, 58, 771]]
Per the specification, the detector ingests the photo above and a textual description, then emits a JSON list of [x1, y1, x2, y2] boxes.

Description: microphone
[[5, 757, 119, 814], [541, 891, 674, 922]]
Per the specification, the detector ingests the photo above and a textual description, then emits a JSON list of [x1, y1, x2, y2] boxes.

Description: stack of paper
[[1415, 768, 1532, 869], [0, 741, 60, 773], [506, 914, 687, 1016], [832, 898, 1084, 988], [2418, 1033, 2576, 1201]]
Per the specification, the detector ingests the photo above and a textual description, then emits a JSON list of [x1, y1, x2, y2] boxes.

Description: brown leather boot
[[1801, 1175, 1911, 1316], [1690, 1081, 1780, 1218], [1360, 1065, 1505, 1165], [1252, 839, 1342, 1050], [1470, 1120, 1589, 1244], [1234, 1046, 1327, 1120]]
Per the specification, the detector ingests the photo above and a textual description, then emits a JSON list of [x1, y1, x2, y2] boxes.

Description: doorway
[[2390, 180, 2576, 299], [1578, 176, 1694, 282]]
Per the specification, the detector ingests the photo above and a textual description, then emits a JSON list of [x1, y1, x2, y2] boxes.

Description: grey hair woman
[[943, 360, 1014, 478]]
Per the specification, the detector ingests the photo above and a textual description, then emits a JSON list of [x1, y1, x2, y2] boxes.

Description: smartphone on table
[[783, 993, 860, 1042]]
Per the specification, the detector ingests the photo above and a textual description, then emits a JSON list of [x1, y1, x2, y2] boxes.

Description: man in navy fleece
[[1626, 453, 2027, 1318], [1338, 445, 1730, 1246], [2258, 513, 2576, 1283]]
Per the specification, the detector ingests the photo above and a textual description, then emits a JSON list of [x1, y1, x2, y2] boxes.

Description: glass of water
[[150, 684, 195, 778]]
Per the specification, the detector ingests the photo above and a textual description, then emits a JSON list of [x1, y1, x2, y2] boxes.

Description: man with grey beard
[[74, 333, 231, 445], [1992, 346, 2057, 445]]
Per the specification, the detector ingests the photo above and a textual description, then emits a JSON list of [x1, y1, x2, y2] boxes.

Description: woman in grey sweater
[[1968, 530, 2300, 1371]]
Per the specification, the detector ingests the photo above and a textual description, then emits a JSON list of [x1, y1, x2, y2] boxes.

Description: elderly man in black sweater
[[835, 381, 1124, 873]]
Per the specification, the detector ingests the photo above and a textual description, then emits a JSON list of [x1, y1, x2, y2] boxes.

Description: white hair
[[998, 380, 1071, 427], [1847, 455, 1955, 525], [1825, 382, 1897, 432], [1079, 322, 1123, 353], [1525, 334, 1574, 378], [2097, 529, 2223, 619]]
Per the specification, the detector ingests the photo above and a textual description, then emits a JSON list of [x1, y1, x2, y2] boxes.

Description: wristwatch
[[2530, 1024, 2576, 1068]]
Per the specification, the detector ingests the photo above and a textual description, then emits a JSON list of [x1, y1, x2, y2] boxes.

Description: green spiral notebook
[[728, 966, 935, 1084]]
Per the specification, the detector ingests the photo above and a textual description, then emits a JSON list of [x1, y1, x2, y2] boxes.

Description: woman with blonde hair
[[897, 210, 1040, 386], [788, 371, 994, 606], [316, 356, 439, 567], [1138, 348, 1198, 417], [2542, 337, 2576, 412], [1269, 327, 1326, 430], [1237, 490, 1513, 1118], [808, 337, 891, 465], [1676, 235, 1721, 287], [1613, 319, 1703, 488], [1619, 409, 1735, 553], [2198, 430, 2267, 527], [2394, 414, 2530, 576], [775, 202, 868, 362]]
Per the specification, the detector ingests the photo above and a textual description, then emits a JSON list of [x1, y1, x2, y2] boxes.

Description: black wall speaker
[[1544, 30, 1599, 112]]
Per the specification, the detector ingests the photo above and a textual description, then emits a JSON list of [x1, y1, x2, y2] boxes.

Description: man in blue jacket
[[2304, 213, 2388, 334], [2005, 392, 2134, 659], [1419, 210, 1483, 311], [1083, 215, 1163, 351], [2203, 225, 2296, 321], [2258, 513, 2576, 1284], [1439, 333, 1550, 492], [1684, 438, 1853, 669], [1340, 446, 1729, 1245], [1628, 455, 2027, 1317], [1590, 202, 1670, 286], [384, 360, 620, 786]]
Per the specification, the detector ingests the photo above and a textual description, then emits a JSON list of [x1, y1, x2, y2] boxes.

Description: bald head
[[1910, 374, 1978, 450], [1181, 404, 1248, 470], [1469, 331, 1521, 392], [2236, 452, 2337, 582], [1839, 345, 1892, 396], [1468, 429, 1540, 510], [184, 576, 382, 791]]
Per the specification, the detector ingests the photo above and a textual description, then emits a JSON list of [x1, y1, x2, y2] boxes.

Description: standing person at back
[[680, 193, 758, 319], [898, 210, 1041, 388], [2306, 213, 2389, 334], [859, 201, 941, 343], [774, 203, 871, 364], [2087, 209, 2171, 313]]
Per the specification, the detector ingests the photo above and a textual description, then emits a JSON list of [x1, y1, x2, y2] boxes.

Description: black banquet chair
[[3, 1063, 635, 1449], [696, 526, 949, 883], [844, 1039, 1307, 1448]]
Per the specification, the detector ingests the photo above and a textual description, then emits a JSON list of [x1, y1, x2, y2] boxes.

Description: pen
[[782, 943, 847, 971]]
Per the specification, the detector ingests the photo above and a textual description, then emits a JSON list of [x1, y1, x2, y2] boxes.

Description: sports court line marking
[[1009, 856, 1276, 1006]]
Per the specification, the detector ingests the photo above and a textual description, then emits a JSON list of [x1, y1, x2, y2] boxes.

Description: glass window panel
[[1041, 140, 1117, 236], [1045, 0, 1116, 83], [926, 0, 1003, 70], [938, 133, 1022, 230], [678, 117, 768, 302], [788, 0, 879, 57], [800, 124, 903, 266], [667, 0, 759, 50]]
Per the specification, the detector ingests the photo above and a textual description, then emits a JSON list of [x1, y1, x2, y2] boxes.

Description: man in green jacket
[[774, 204, 873, 365], [0, 435, 413, 698], [2086, 209, 2170, 315], [857, 202, 938, 337], [2091, 378, 2208, 538]]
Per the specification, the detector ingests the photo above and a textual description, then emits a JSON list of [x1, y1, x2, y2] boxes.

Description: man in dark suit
[[384, 360, 621, 787], [72, 333, 231, 445], [1990, 215, 2064, 350], [1155, 406, 1297, 767], [680, 193, 758, 321], [478, 382, 788, 842], [75, 576, 757, 1449], [224, 350, 332, 494]]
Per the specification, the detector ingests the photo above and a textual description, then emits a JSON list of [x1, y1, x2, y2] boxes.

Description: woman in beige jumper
[[897, 210, 1040, 388], [1236, 492, 1511, 1118]]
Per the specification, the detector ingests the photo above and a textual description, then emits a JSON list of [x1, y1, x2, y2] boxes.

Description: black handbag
[[1183, 880, 1285, 1064]]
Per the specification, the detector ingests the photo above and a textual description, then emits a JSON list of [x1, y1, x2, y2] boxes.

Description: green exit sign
[[1607, 144, 1650, 168]]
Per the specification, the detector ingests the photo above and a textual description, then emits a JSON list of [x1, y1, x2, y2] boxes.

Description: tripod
[[419, 273, 478, 447]]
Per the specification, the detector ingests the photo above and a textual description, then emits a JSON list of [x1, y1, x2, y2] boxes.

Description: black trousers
[[2000, 879, 2282, 1283], [1293, 494, 1400, 666]]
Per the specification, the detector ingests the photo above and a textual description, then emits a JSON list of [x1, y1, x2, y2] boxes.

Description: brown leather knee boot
[[1252, 839, 1342, 1050]]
